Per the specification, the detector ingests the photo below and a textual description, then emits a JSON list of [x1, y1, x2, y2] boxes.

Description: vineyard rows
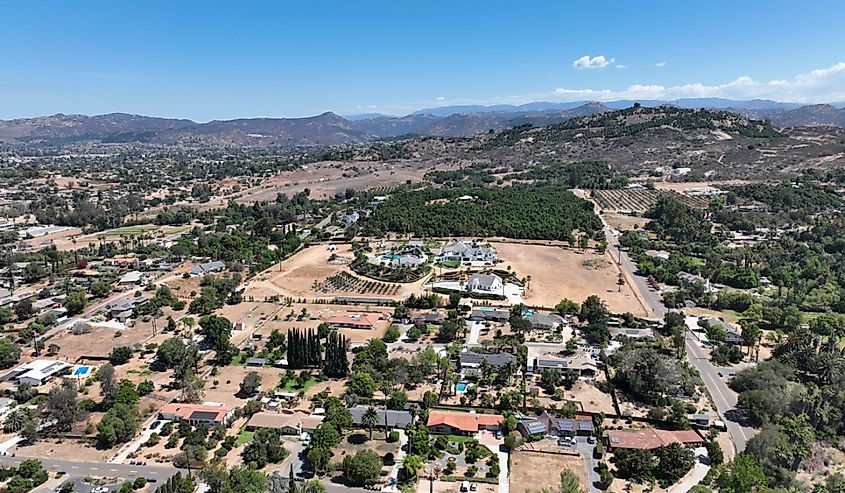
[[593, 189, 707, 212], [313, 271, 400, 295]]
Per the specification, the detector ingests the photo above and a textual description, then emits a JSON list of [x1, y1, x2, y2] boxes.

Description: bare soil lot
[[510, 448, 588, 493], [246, 244, 427, 301], [493, 242, 649, 317]]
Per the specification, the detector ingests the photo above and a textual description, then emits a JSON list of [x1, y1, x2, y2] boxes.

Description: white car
[[91, 487, 109, 493]]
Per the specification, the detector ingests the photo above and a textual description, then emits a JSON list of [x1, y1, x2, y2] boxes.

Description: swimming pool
[[73, 366, 91, 376], [522, 309, 535, 317], [455, 382, 469, 392], [382, 254, 402, 260]]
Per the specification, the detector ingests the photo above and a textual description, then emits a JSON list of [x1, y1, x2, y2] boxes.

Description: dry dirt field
[[603, 213, 650, 232], [235, 161, 432, 202], [246, 244, 428, 301], [509, 449, 589, 493], [253, 302, 391, 344], [492, 242, 649, 317]]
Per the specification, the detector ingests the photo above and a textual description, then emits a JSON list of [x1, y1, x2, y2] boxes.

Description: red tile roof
[[160, 403, 230, 422], [606, 428, 704, 450], [426, 411, 502, 433]]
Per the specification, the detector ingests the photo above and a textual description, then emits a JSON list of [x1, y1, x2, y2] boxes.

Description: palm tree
[[400, 454, 424, 483], [362, 406, 379, 441], [4, 409, 29, 433]]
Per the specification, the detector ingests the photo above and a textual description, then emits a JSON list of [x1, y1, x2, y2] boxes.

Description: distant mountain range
[[1, 98, 844, 148]]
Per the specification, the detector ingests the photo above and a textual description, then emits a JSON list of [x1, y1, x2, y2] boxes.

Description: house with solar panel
[[517, 414, 595, 439], [516, 419, 548, 438]]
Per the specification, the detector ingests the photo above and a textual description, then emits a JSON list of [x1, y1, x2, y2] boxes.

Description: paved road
[[577, 190, 756, 453], [685, 332, 755, 452], [0, 455, 177, 481]]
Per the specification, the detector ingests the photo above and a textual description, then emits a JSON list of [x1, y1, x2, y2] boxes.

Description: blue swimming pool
[[73, 366, 91, 376], [522, 309, 535, 317], [455, 382, 469, 392]]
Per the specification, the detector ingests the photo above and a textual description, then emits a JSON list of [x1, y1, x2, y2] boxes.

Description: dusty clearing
[[247, 244, 427, 301], [493, 242, 649, 317], [603, 213, 650, 231], [510, 449, 588, 493]]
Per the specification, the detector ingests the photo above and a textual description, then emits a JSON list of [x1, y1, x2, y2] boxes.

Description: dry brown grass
[[493, 242, 649, 316], [509, 449, 589, 493]]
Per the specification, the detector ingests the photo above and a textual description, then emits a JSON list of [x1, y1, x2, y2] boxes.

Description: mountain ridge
[[1, 100, 843, 148]]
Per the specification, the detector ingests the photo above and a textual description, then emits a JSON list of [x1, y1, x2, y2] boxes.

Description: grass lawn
[[278, 374, 322, 393], [438, 260, 461, 268], [441, 434, 478, 443], [163, 225, 192, 235], [127, 366, 154, 377], [229, 354, 249, 366], [235, 431, 255, 447], [98, 224, 159, 236]]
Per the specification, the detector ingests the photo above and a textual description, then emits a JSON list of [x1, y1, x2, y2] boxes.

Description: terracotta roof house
[[324, 314, 375, 330], [426, 410, 502, 436], [159, 403, 233, 426], [604, 428, 704, 451]]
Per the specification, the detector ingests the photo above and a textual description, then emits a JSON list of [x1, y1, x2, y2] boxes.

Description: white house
[[437, 240, 497, 265], [465, 273, 503, 293], [10, 360, 73, 386]]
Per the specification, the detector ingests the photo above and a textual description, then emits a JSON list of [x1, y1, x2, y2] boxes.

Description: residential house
[[350, 407, 413, 430], [605, 428, 704, 451], [190, 261, 226, 277], [527, 312, 566, 330], [468, 308, 509, 323], [436, 240, 498, 265], [159, 403, 234, 426], [534, 412, 595, 437], [411, 311, 447, 326], [324, 314, 375, 330], [118, 270, 148, 286], [427, 410, 502, 436], [465, 274, 504, 294], [609, 327, 655, 341], [678, 271, 713, 292], [459, 350, 516, 377], [703, 317, 743, 344], [516, 420, 547, 437], [246, 412, 324, 435], [8, 359, 72, 386]]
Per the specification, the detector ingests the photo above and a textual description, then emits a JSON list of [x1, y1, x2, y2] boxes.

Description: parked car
[[587, 436, 596, 444], [460, 481, 470, 492], [470, 483, 478, 491]]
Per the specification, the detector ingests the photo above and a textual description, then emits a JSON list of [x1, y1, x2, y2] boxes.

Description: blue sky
[[1, 0, 844, 121]]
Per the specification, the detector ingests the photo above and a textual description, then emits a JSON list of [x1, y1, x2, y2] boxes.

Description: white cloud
[[655, 62, 666, 68], [362, 61, 845, 115], [573, 55, 614, 70], [615, 64, 628, 69], [552, 61, 845, 103], [435, 96, 445, 101]]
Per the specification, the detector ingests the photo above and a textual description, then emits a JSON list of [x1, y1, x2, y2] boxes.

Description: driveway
[[467, 321, 484, 345], [381, 429, 408, 492], [478, 431, 508, 493], [110, 419, 169, 464], [667, 447, 710, 493]]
